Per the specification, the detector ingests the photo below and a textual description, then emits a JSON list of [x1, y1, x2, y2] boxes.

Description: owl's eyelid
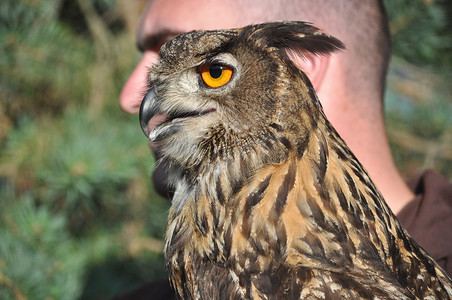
[[199, 60, 233, 70], [202, 53, 236, 68], [197, 64, 233, 74]]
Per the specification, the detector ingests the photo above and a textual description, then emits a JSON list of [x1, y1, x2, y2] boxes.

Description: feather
[[139, 21, 452, 299]]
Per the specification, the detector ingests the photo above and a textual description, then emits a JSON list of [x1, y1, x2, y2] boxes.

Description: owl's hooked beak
[[140, 86, 217, 142], [139, 86, 186, 142], [139, 87, 162, 141]]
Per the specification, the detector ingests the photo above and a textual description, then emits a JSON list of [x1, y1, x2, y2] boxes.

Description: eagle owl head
[[139, 22, 344, 186]]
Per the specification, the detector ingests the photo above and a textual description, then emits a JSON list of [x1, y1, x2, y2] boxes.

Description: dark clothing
[[112, 279, 175, 300], [152, 160, 174, 199], [113, 170, 452, 299], [397, 169, 452, 277]]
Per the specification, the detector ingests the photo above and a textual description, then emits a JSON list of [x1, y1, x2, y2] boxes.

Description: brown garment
[[397, 169, 452, 277], [113, 170, 452, 299]]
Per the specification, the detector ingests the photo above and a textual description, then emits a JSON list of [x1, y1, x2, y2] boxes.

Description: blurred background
[[0, 0, 451, 299]]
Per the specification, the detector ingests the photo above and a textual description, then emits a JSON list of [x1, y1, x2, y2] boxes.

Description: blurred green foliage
[[385, 0, 452, 71], [384, 0, 452, 178], [1, 0, 169, 299], [0, 0, 451, 299], [1, 0, 91, 120]]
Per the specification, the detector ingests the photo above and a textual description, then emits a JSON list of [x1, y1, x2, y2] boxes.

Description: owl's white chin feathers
[[148, 108, 217, 142]]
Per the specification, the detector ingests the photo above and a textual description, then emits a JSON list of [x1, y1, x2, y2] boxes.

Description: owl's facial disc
[[139, 87, 216, 142]]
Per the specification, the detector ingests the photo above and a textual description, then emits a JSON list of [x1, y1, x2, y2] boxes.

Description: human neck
[[342, 116, 414, 214], [318, 76, 415, 215]]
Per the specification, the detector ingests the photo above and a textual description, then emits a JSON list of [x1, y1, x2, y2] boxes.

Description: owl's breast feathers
[[165, 118, 452, 299]]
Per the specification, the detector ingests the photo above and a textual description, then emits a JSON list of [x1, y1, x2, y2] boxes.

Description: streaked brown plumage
[[139, 22, 452, 299]]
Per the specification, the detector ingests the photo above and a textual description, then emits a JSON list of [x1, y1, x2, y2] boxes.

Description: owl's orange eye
[[199, 64, 233, 88]]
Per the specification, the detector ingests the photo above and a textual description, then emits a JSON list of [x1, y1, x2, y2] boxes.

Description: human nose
[[119, 51, 159, 114]]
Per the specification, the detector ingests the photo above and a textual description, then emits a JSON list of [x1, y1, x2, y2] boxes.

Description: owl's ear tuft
[[248, 21, 345, 57]]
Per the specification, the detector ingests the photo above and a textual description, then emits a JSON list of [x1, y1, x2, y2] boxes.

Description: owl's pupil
[[209, 65, 223, 79]]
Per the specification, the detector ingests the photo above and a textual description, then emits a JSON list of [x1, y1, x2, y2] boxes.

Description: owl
[[139, 22, 452, 299]]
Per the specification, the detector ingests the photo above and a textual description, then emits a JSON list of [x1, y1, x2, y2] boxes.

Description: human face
[[119, 0, 264, 115]]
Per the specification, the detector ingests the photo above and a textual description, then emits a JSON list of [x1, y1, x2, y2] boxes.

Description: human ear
[[286, 52, 330, 92]]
